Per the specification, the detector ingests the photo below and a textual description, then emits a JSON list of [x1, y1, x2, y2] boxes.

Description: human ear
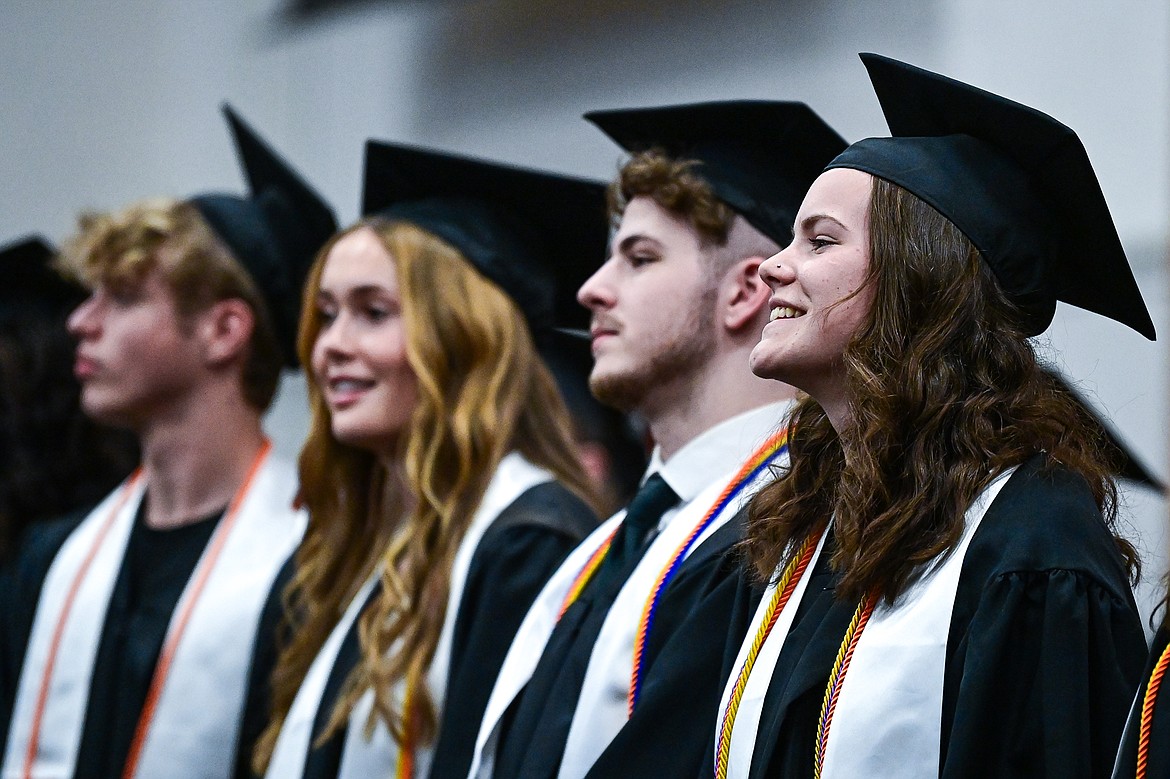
[[199, 298, 255, 366], [722, 256, 770, 332]]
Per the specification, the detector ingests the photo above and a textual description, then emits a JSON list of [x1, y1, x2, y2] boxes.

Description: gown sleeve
[[428, 484, 596, 779], [941, 567, 1147, 778]]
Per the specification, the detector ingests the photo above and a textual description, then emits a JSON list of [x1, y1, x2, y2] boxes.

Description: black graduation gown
[[0, 507, 88, 756], [234, 555, 299, 779], [577, 516, 762, 778], [1, 502, 290, 779], [1113, 624, 1170, 778], [488, 509, 754, 779], [708, 456, 1147, 779], [268, 480, 597, 779]]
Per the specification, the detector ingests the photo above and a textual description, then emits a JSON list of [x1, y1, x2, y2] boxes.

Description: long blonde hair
[[254, 219, 597, 771]]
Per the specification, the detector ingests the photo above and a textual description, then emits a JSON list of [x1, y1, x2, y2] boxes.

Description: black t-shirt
[[76, 501, 223, 779]]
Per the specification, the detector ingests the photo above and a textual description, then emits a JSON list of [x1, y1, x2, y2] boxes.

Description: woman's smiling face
[[310, 227, 419, 455], [749, 168, 874, 422]]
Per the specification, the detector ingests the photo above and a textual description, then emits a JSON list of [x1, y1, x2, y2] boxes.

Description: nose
[[577, 257, 617, 312], [758, 245, 797, 289], [66, 294, 100, 340], [312, 312, 356, 363]]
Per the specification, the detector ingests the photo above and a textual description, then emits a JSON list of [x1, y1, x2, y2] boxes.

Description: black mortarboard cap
[[0, 236, 84, 321], [1046, 368, 1163, 492], [189, 105, 338, 366], [583, 101, 848, 247], [827, 53, 1155, 340], [362, 141, 609, 335]]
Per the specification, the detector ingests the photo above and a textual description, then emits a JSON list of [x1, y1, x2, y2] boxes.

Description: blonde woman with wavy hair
[[252, 143, 606, 779]]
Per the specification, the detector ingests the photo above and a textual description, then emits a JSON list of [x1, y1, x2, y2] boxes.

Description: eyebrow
[[615, 233, 664, 254], [795, 214, 849, 235], [317, 284, 395, 301]]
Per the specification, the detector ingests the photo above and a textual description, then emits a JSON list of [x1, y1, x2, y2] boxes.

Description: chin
[[588, 366, 646, 413], [80, 391, 137, 429], [748, 346, 784, 381], [329, 419, 398, 455]]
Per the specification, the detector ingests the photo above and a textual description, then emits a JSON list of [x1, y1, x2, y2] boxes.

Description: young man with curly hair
[[453, 102, 847, 779]]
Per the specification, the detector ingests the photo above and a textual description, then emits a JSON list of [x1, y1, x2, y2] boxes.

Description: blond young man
[[0, 107, 335, 779]]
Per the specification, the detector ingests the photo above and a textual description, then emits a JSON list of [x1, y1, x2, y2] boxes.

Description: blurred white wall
[[3, 0, 1167, 623]]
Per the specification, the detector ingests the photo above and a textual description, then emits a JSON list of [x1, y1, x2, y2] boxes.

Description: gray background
[[3, 0, 1166, 626]]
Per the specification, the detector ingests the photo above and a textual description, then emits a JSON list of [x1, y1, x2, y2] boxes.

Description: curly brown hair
[[744, 177, 1136, 604], [609, 149, 736, 248]]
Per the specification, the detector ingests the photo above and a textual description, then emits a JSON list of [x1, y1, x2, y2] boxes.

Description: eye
[[628, 252, 658, 268], [106, 284, 140, 306], [316, 302, 338, 326], [808, 236, 835, 252], [364, 304, 392, 323]]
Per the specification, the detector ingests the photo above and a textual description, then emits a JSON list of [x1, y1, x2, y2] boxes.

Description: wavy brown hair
[[254, 220, 598, 772], [745, 177, 1136, 604]]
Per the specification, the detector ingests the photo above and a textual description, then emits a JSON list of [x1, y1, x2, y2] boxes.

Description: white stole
[[819, 467, 1013, 778], [467, 513, 625, 779], [3, 450, 305, 779], [558, 456, 780, 779], [265, 452, 553, 779], [716, 467, 1015, 778], [718, 528, 830, 779]]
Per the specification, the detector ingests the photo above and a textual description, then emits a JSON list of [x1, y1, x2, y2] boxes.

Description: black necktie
[[493, 472, 681, 779], [602, 472, 680, 576]]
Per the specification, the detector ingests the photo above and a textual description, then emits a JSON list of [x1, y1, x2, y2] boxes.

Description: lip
[[589, 318, 620, 350], [589, 329, 617, 354], [323, 375, 375, 409], [766, 299, 808, 323], [74, 355, 100, 380]]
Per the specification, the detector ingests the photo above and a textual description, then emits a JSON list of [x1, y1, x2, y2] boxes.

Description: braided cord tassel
[[1137, 639, 1170, 778], [713, 533, 818, 779], [813, 593, 877, 779], [557, 529, 618, 620], [629, 429, 790, 715]]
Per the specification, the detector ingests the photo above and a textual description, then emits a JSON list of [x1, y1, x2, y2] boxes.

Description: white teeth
[[770, 306, 803, 321], [333, 380, 370, 392]]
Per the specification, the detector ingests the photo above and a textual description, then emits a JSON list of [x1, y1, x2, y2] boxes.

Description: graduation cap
[[826, 53, 1155, 340], [362, 140, 609, 335], [583, 101, 848, 247], [1046, 368, 1164, 492], [0, 236, 85, 321], [190, 104, 338, 366]]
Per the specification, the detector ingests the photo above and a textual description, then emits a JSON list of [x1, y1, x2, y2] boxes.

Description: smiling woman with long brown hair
[[708, 55, 1153, 779], [249, 143, 605, 779]]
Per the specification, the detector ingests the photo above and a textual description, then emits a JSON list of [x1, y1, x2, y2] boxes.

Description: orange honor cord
[[396, 684, 415, 779], [120, 439, 272, 779], [557, 529, 619, 620], [1137, 639, 1170, 779], [20, 471, 144, 779], [713, 531, 818, 779], [812, 593, 878, 779], [630, 429, 790, 716]]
